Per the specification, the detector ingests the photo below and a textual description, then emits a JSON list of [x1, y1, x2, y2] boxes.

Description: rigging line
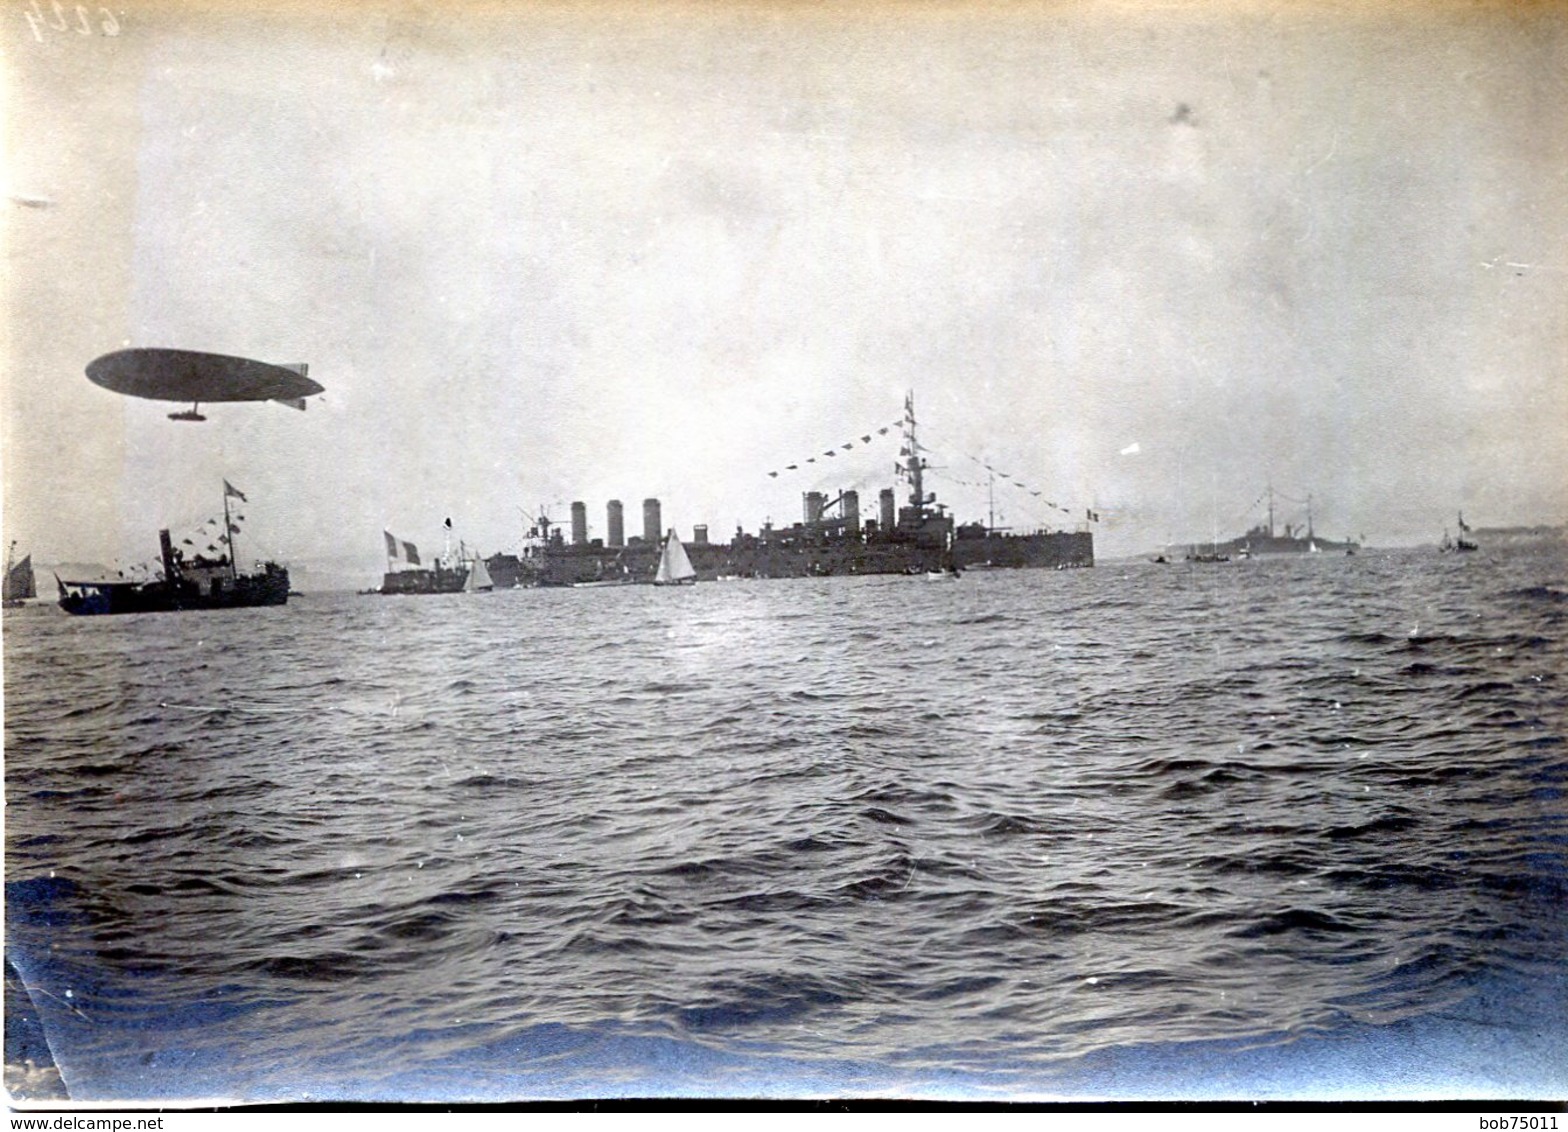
[[925, 456, 1071, 509], [765, 419, 903, 478]]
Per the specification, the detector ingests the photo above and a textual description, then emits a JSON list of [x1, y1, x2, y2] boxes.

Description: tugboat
[[57, 482, 289, 615]]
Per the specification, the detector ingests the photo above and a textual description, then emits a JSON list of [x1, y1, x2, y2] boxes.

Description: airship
[[86, 348, 324, 422]]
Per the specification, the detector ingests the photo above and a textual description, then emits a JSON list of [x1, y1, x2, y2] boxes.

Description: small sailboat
[[4, 542, 36, 607], [653, 530, 697, 586], [464, 554, 494, 592]]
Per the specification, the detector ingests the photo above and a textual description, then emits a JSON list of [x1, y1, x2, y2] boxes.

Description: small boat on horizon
[[1441, 512, 1479, 553], [652, 530, 697, 586]]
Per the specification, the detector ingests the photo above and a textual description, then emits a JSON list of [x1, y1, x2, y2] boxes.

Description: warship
[[1199, 487, 1360, 558], [467, 394, 1093, 587]]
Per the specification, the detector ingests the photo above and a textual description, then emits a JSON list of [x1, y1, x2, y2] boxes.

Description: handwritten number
[[21, 0, 118, 38]]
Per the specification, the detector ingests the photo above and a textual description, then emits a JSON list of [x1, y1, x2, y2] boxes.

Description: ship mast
[[1266, 484, 1275, 539], [222, 487, 239, 582], [903, 391, 924, 515]]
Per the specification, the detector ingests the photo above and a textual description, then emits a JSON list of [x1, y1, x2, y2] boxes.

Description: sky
[[4, 0, 1566, 582]]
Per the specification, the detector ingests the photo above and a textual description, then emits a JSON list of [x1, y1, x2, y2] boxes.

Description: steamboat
[[57, 483, 289, 615]]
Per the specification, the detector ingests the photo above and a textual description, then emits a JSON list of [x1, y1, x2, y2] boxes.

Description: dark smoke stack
[[643, 498, 661, 544]]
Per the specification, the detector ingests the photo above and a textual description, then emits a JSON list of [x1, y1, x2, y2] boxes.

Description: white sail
[[653, 531, 696, 585], [465, 555, 493, 592]]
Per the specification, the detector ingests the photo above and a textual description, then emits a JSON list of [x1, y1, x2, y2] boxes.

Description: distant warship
[[1201, 487, 1359, 558], [461, 394, 1094, 588]]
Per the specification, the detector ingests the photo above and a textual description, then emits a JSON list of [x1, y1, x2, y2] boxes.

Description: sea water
[[5, 545, 1566, 1102]]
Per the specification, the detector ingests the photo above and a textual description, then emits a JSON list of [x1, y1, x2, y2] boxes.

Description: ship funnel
[[643, 498, 662, 544], [570, 501, 587, 546], [843, 490, 860, 538], [803, 491, 826, 526], [607, 500, 624, 547], [159, 529, 178, 581], [879, 488, 896, 532]]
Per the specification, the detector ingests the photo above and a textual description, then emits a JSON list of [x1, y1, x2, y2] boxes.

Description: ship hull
[[951, 530, 1094, 570], [523, 529, 1093, 585], [58, 566, 290, 615], [484, 554, 524, 589], [379, 565, 470, 595], [1215, 535, 1358, 556]]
